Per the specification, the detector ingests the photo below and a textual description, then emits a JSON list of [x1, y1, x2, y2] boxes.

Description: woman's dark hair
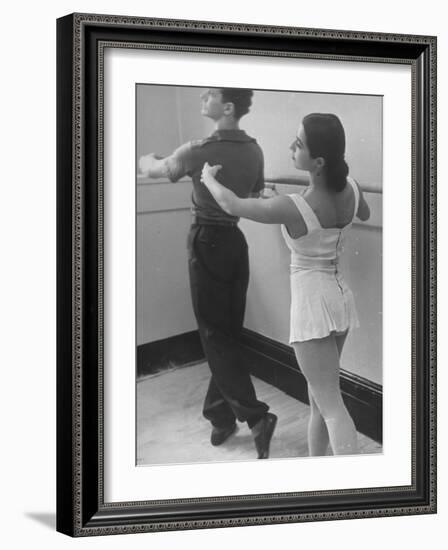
[[220, 88, 253, 120], [302, 113, 349, 192]]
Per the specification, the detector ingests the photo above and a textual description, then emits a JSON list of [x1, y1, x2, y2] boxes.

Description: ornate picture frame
[[56, 13, 436, 536]]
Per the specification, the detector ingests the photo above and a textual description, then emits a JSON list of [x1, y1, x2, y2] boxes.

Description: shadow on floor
[[25, 512, 56, 530]]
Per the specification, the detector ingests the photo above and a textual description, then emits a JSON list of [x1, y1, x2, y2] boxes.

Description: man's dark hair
[[220, 88, 254, 120]]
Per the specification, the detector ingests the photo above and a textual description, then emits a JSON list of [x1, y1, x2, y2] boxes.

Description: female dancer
[[201, 113, 370, 456]]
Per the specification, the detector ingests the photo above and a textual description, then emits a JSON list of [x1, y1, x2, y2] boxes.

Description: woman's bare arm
[[201, 163, 302, 227], [354, 180, 371, 221]]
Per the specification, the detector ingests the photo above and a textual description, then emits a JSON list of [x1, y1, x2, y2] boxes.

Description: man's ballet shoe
[[210, 423, 237, 446], [252, 413, 277, 459]]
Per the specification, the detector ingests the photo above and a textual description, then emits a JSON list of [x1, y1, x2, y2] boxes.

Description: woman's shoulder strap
[[286, 193, 320, 232]]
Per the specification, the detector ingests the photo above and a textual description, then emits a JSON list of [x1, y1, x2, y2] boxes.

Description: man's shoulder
[[200, 132, 262, 149], [172, 139, 205, 159], [182, 133, 264, 159], [188, 138, 207, 149], [188, 138, 210, 150], [174, 138, 209, 161]]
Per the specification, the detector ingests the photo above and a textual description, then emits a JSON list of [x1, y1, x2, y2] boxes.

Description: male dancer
[[139, 88, 277, 459]]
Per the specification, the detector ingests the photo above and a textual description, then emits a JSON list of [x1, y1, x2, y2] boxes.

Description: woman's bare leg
[[293, 334, 358, 456], [307, 330, 347, 456], [307, 388, 330, 456], [335, 330, 348, 357]]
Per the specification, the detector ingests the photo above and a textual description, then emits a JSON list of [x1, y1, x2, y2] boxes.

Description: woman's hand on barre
[[262, 183, 279, 198]]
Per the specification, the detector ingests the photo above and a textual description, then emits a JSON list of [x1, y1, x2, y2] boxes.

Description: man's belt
[[192, 216, 238, 227]]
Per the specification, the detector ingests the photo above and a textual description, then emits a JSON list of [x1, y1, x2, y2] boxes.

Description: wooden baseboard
[[137, 331, 205, 377], [137, 328, 382, 443]]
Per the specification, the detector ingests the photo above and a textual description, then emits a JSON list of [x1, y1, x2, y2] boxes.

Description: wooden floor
[[137, 362, 382, 466]]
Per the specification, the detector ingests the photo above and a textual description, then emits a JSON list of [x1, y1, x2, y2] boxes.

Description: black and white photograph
[[1, 0, 443, 546], [135, 84, 383, 466], [53, 8, 436, 540]]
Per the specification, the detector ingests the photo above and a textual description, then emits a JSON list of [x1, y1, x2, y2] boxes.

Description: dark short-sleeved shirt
[[164, 129, 265, 223]]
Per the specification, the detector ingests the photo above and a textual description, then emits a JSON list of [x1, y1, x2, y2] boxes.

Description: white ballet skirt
[[281, 177, 360, 343]]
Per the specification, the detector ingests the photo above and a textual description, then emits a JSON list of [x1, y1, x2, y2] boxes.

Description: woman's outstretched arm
[[354, 180, 370, 221], [201, 163, 303, 227]]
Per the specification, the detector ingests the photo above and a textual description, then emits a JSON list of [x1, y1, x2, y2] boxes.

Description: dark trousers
[[187, 223, 269, 429]]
